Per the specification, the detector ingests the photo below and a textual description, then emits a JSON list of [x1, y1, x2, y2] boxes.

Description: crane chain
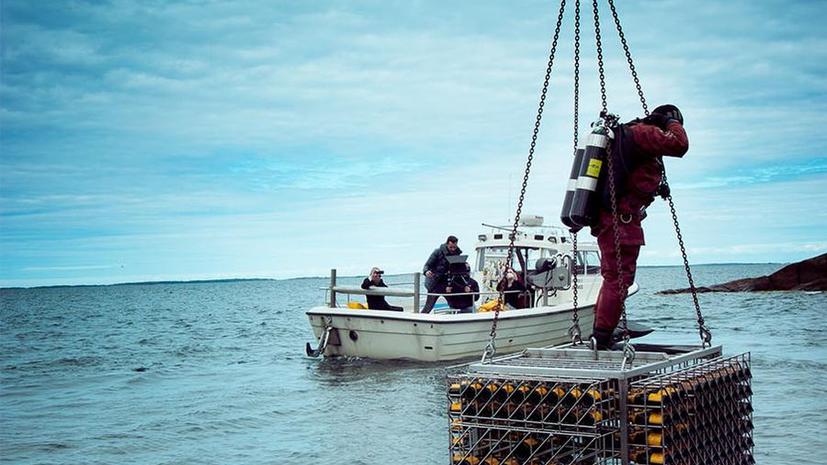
[[592, 0, 631, 349], [662, 172, 712, 347], [605, 0, 703, 349], [568, 0, 583, 346], [592, 0, 607, 114], [607, 0, 648, 115], [573, 0, 581, 155], [483, 0, 567, 363], [604, 119, 631, 345], [569, 234, 582, 344]]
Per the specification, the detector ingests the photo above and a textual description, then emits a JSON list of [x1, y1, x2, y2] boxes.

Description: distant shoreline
[[0, 277, 279, 291], [0, 262, 787, 290]]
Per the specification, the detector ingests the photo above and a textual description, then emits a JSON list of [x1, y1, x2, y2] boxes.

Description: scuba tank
[[560, 139, 586, 232], [568, 119, 614, 228]]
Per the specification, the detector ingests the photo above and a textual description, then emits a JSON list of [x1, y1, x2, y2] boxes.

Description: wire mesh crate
[[625, 353, 753, 465], [448, 345, 753, 465], [448, 375, 620, 464]]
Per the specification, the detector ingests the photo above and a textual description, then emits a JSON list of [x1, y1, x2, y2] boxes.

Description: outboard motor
[[528, 256, 571, 290], [568, 119, 614, 228]]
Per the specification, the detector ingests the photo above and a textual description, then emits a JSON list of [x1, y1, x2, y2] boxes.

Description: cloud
[[674, 158, 827, 190], [1, 0, 826, 286]]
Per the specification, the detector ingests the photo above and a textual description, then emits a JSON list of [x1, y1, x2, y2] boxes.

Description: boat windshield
[[477, 246, 601, 279], [476, 246, 549, 274]]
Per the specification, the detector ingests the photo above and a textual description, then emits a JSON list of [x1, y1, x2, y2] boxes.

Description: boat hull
[[305, 304, 595, 362]]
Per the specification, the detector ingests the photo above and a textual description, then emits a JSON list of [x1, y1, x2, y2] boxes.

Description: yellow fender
[[347, 301, 367, 309]]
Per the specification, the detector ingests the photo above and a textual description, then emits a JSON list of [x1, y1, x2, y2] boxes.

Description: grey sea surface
[[1, 264, 826, 465]]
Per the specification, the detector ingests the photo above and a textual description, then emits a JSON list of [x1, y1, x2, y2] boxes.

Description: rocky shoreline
[[658, 253, 827, 294]]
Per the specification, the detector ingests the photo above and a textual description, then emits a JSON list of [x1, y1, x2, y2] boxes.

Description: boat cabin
[[473, 216, 602, 301]]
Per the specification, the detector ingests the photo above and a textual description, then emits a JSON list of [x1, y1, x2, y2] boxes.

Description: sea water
[[1, 264, 826, 465]]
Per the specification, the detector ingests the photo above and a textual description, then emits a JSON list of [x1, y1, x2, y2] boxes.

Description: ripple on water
[[1, 270, 826, 465]]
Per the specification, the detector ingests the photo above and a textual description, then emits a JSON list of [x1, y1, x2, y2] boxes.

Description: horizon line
[[0, 260, 788, 290]]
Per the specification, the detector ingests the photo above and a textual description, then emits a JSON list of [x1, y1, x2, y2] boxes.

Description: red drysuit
[[591, 120, 688, 345]]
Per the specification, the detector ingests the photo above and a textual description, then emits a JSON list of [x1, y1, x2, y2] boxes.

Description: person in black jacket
[[444, 270, 480, 313], [421, 235, 462, 313], [361, 267, 403, 311]]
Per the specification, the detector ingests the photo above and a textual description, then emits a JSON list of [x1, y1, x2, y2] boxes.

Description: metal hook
[[481, 340, 496, 364], [620, 340, 636, 370], [569, 324, 583, 345], [700, 325, 713, 348], [589, 336, 600, 360]]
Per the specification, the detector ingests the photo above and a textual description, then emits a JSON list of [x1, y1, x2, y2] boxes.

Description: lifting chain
[[593, 0, 634, 366], [573, 0, 581, 152], [591, 0, 631, 349], [484, 0, 711, 360], [482, 0, 567, 363], [568, 0, 583, 346], [606, 0, 710, 348], [603, 117, 631, 343], [569, 234, 582, 344], [607, 0, 648, 116], [592, 0, 607, 114], [662, 171, 712, 347]]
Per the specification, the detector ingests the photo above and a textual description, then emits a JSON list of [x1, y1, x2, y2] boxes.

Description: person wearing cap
[[421, 235, 462, 313], [361, 267, 403, 311], [589, 104, 688, 349]]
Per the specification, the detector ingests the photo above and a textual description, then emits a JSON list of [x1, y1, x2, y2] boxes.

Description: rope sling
[[482, 0, 711, 364]]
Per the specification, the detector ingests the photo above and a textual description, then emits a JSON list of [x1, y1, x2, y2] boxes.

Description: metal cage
[[448, 345, 753, 465]]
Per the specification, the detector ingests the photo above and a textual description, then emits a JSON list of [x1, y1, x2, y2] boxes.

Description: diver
[[589, 104, 688, 349]]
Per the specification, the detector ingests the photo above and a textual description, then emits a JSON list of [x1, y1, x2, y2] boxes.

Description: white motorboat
[[305, 216, 638, 362]]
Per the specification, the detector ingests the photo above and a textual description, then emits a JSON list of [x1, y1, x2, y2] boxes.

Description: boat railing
[[330, 286, 417, 297], [323, 269, 528, 313], [324, 268, 422, 309]]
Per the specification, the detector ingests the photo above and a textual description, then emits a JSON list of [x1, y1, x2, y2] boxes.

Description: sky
[[1, 0, 826, 287]]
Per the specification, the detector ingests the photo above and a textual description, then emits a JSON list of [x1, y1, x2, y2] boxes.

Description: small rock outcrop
[[658, 253, 827, 294]]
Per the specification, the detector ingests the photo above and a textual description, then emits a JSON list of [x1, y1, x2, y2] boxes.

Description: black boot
[[590, 327, 613, 350]]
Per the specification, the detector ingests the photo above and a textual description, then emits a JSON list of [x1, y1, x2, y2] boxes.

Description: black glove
[[643, 113, 669, 130], [661, 108, 682, 123], [657, 182, 671, 199], [651, 104, 684, 126]]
